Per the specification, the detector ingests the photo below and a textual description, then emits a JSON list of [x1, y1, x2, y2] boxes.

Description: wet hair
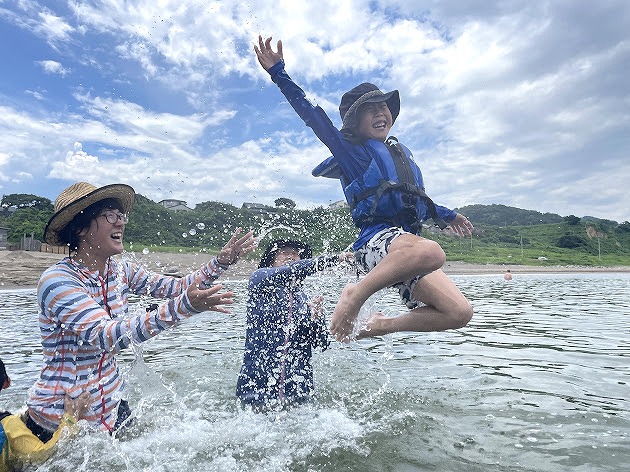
[[58, 198, 124, 251], [258, 239, 312, 269], [341, 126, 365, 145]]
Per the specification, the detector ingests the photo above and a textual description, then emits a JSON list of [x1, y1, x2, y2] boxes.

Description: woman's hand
[[216, 228, 257, 266], [254, 35, 283, 70], [187, 276, 234, 314]]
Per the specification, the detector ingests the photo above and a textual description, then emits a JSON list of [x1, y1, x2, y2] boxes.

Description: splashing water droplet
[[196, 223, 205, 230], [189, 229, 196, 236], [142, 248, 150, 254]]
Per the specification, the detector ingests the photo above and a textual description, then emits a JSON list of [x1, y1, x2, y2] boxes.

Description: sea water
[[0, 272, 629, 471]]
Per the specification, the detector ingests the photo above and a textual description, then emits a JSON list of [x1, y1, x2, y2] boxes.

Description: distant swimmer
[[504, 269, 513, 281]]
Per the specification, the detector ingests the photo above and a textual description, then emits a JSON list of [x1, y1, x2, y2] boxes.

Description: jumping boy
[[254, 36, 474, 341]]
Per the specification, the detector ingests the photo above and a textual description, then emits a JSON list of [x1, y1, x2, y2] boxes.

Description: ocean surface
[[1, 271, 629, 471]]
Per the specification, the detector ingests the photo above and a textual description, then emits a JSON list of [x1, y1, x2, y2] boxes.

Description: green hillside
[[429, 220, 630, 266], [2, 194, 629, 267]]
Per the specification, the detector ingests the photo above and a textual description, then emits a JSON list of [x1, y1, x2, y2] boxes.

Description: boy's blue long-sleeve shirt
[[266, 60, 456, 249], [236, 256, 335, 407]]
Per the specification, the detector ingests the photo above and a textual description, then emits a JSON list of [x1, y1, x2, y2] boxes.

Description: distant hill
[[454, 204, 619, 227]]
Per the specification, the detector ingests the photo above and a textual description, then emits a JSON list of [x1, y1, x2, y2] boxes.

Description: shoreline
[[1, 249, 629, 291]]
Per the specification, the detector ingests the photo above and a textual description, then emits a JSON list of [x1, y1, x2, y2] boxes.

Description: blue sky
[[0, 0, 628, 223]]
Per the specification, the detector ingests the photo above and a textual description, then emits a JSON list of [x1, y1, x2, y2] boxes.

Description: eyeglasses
[[99, 211, 129, 225]]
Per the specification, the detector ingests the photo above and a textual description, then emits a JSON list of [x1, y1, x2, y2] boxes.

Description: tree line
[[0, 193, 358, 253], [1, 192, 629, 261]]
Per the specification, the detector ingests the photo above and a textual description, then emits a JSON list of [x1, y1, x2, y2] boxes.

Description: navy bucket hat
[[339, 83, 400, 131], [258, 239, 312, 269]]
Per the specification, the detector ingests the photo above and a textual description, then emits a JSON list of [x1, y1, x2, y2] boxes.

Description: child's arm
[[4, 392, 90, 462], [254, 35, 361, 172]]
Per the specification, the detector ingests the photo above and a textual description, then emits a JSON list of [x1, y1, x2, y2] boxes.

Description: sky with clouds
[[0, 0, 628, 223]]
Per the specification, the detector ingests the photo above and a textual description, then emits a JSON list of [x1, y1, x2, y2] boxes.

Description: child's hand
[[338, 252, 355, 263], [255, 35, 283, 70], [449, 213, 474, 237], [64, 391, 91, 420], [308, 295, 324, 319]]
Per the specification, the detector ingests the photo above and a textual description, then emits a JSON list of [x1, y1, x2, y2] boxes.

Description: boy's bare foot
[[356, 312, 387, 339], [330, 283, 364, 341]]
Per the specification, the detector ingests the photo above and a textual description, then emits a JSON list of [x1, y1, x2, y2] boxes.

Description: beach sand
[[1, 249, 628, 291]]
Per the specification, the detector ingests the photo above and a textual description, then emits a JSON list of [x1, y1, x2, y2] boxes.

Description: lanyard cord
[[278, 280, 295, 403], [97, 259, 114, 432]]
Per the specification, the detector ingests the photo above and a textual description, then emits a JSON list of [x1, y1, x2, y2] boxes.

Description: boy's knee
[[421, 240, 446, 271], [389, 235, 445, 272], [451, 302, 473, 328]]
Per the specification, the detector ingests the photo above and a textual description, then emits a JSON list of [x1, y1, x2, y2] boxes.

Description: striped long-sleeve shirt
[[27, 256, 226, 432]]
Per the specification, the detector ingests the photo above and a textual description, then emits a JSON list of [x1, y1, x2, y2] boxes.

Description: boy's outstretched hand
[[449, 213, 474, 237], [255, 35, 283, 70]]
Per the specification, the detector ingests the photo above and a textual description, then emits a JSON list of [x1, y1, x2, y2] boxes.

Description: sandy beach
[[1, 249, 628, 290]]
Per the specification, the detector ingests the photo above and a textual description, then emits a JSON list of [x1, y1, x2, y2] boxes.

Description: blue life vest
[[313, 137, 447, 233]]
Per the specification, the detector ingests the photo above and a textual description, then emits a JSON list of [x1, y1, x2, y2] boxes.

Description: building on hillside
[[241, 202, 275, 214], [158, 199, 192, 212], [0, 206, 17, 217], [328, 200, 348, 209], [0, 227, 8, 250]]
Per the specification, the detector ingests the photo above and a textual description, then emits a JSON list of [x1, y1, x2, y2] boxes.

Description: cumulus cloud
[[37, 60, 70, 76], [0, 0, 628, 223]]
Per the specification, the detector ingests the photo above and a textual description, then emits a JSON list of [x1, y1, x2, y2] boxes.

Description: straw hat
[[44, 182, 136, 245]]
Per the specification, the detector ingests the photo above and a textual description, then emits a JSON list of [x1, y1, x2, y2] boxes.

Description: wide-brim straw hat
[[44, 182, 136, 245], [258, 239, 312, 269]]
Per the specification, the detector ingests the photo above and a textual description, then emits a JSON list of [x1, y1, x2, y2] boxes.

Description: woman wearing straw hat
[[24, 182, 255, 438]]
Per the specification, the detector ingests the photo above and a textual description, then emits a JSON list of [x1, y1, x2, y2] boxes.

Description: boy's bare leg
[[356, 269, 473, 338], [330, 234, 446, 341]]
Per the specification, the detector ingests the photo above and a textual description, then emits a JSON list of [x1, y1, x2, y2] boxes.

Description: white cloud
[[37, 60, 69, 76], [0, 0, 629, 223], [36, 10, 73, 44]]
